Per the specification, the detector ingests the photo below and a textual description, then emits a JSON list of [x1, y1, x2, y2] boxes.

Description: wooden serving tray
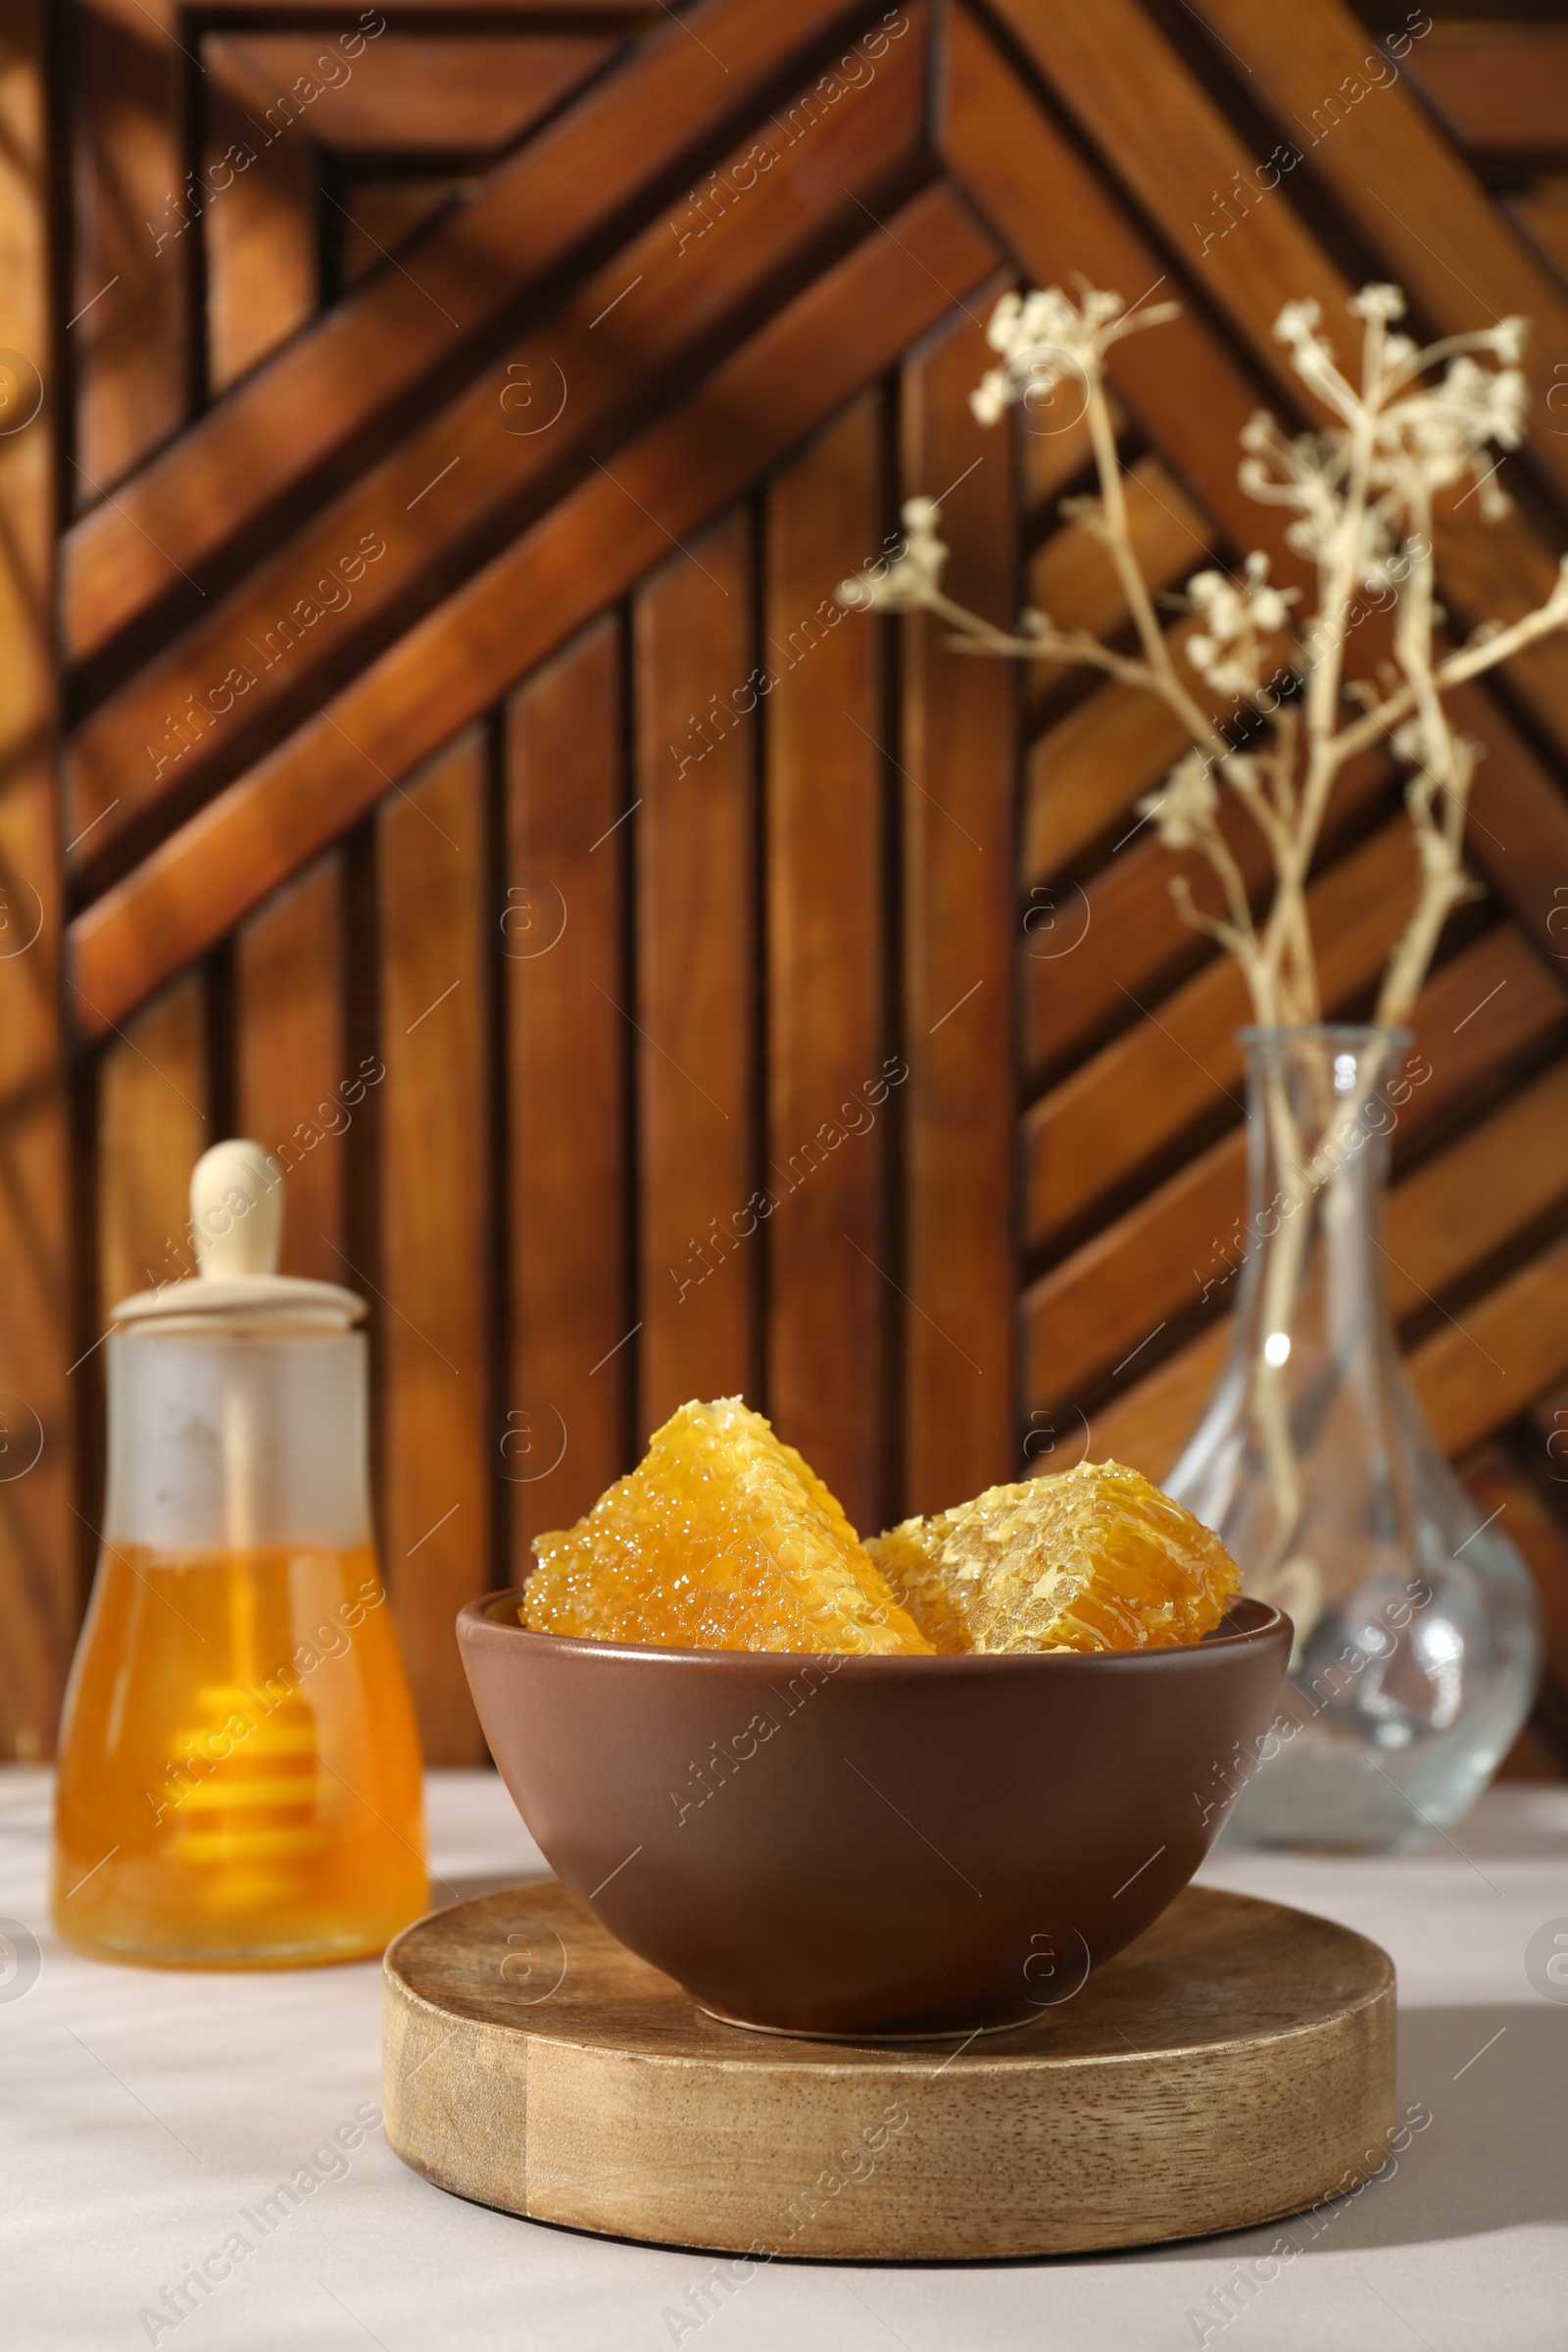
[[383, 1882, 1395, 2260]]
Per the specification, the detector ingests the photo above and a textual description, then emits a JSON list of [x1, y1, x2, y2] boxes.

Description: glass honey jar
[[52, 1140, 427, 1967]]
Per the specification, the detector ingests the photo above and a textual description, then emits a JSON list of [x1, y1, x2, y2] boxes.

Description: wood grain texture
[[1191, 0, 1568, 507], [233, 856, 349, 1286], [71, 0, 188, 499], [377, 732, 492, 1764], [634, 514, 758, 1437], [212, 33, 612, 155], [901, 302, 1018, 1514], [1023, 819, 1423, 1255], [64, 10, 927, 865], [1411, 1229, 1568, 1461], [69, 184, 1000, 1034], [1040, 923, 1568, 1450], [338, 183, 462, 288], [1026, 458, 1216, 698], [1463, 1443, 1568, 1772], [986, 0, 1568, 765], [764, 394, 890, 1534], [383, 1880, 1396, 2259], [1409, 25, 1568, 156], [202, 46, 318, 397], [0, 2, 73, 1758], [95, 972, 208, 1318], [1021, 747, 1394, 1086], [60, 0, 883, 664], [504, 619, 630, 1564], [1025, 945, 1568, 1424]]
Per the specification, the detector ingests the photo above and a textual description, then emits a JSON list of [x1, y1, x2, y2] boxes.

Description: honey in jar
[[52, 1141, 427, 1967]]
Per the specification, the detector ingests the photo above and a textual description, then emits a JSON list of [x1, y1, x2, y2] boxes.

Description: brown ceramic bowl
[[456, 1592, 1290, 2038]]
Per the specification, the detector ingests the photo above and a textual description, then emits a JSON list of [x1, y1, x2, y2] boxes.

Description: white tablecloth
[[3, 1768, 1564, 2350]]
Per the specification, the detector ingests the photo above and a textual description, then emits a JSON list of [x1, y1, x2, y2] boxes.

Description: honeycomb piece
[[523, 1397, 932, 1655], [867, 1459, 1240, 1654]]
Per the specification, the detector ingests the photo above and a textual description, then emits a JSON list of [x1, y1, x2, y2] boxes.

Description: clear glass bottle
[[53, 1140, 427, 1965], [1166, 1027, 1541, 1850]]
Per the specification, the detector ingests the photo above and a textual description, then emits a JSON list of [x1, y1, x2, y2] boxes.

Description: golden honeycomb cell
[[868, 1459, 1240, 1654], [522, 1397, 932, 1655]]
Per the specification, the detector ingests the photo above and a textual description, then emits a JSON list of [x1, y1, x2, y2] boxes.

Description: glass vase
[[1165, 1025, 1541, 1851]]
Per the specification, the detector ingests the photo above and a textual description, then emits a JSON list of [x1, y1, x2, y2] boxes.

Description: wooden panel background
[[3, 0, 1566, 1766]]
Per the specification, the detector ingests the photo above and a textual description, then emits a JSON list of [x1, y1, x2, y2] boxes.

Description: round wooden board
[[383, 1882, 1395, 2261]]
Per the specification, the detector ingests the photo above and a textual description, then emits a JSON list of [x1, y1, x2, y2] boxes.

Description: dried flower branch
[[838, 279, 1568, 1039]]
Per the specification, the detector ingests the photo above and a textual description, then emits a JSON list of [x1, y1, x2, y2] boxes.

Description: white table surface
[[3, 1767, 1565, 2351]]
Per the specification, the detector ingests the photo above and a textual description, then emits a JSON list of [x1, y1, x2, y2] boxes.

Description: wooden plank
[[69, 183, 1002, 1033], [1022, 817, 1423, 1254], [1022, 655, 1198, 888], [1088, 1211, 1568, 1489], [942, 7, 1314, 599], [1463, 1444, 1568, 1778], [0, 0, 72, 1758], [202, 42, 318, 396], [1407, 27, 1568, 157], [1021, 746, 1395, 1084], [504, 617, 629, 1564], [1191, 0, 1568, 506], [215, 33, 612, 153], [233, 855, 349, 1285], [96, 973, 208, 1318], [1384, 1058, 1568, 1328], [61, 0, 885, 664], [71, 0, 188, 499], [1413, 1229, 1568, 1459], [634, 514, 757, 1438], [901, 301, 1017, 1514], [1508, 179, 1568, 283], [1084, 1320, 1230, 1484], [339, 182, 460, 287], [66, 20, 928, 866], [377, 729, 491, 1765], [984, 0, 1568, 760], [1027, 456, 1215, 696], [763, 393, 889, 1535], [1023, 932, 1568, 1419]]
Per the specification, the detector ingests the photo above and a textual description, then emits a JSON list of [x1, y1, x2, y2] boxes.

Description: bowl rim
[[457, 1588, 1289, 1670]]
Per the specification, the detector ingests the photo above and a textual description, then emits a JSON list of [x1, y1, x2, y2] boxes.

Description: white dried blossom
[[1185, 554, 1299, 698], [837, 497, 948, 613], [1138, 748, 1220, 852], [969, 282, 1179, 428], [1348, 283, 1406, 324], [1383, 354, 1526, 515]]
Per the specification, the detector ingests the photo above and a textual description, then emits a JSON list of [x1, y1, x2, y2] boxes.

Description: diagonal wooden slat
[[1025, 456, 1216, 698], [1408, 25, 1568, 162], [1020, 746, 1394, 1086], [1022, 928, 1568, 1419], [61, 0, 885, 665], [1022, 817, 1423, 1255], [1412, 1229, 1568, 1460], [66, 19, 929, 868], [208, 33, 615, 155], [69, 184, 1002, 1036], [982, 0, 1568, 769], [1189, 0, 1568, 507], [945, 3, 1568, 1011]]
